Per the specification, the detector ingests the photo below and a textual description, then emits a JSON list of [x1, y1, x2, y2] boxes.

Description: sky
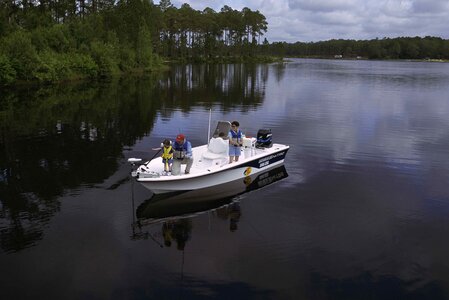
[[163, 0, 449, 42]]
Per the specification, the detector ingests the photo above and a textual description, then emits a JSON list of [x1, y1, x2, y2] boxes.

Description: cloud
[[307, 11, 361, 26], [288, 0, 357, 12], [411, 0, 449, 14], [158, 0, 449, 42]]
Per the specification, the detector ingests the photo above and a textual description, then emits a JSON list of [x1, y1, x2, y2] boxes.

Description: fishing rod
[[148, 147, 163, 163], [128, 147, 162, 166], [207, 108, 211, 146]]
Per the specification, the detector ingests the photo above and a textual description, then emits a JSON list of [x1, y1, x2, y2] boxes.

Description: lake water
[[1, 59, 449, 299]]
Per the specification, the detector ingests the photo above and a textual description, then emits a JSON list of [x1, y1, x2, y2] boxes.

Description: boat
[[135, 164, 289, 225], [129, 121, 289, 194]]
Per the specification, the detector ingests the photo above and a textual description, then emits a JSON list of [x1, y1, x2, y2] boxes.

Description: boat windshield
[[212, 121, 231, 139]]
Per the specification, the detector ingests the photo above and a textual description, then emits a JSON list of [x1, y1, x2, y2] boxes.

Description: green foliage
[[136, 25, 153, 68], [90, 41, 119, 77], [0, 1, 274, 84], [69, 53, 98, 78], [32, 51, 99, 83], [118, 47, 137, 72], [32, 27, 51, 52], [0, 27, 99, 83], [67, 18, 99, 51], [0, 54, 17, 85], [388, 42, 401, 59], [3, 1, 447, 85], [2, 31, 40, 80], [265, 36, 449, 60], [367, 41, 382, 59], [0, 0, 170, 84], [33, 51, 70, 82], [45, 25, 72, 52], [157, 4, 268, 59]]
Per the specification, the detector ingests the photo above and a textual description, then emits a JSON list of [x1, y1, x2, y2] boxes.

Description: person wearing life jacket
[[171, 133, 193, 175], [228, 121, 243, 163], [161, 139, 173, 174]]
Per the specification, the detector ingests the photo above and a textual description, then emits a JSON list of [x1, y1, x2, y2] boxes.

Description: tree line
[[263, 36, 449, 60], [0, 0, 269, 85], [2, 1, 448, 85]]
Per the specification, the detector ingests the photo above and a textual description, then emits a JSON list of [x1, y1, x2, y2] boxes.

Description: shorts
[[162, 158, 173, 164], [229, 145, 241, 157]]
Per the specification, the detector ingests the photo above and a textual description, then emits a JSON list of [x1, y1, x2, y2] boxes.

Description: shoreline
[[4, 56, 448, 89], [0, 56, 284, 88]]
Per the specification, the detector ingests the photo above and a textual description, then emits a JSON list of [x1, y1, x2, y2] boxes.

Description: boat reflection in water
[[132, 164, 288, 248]]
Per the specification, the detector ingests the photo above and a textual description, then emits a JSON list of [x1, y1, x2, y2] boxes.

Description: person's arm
[[229, 132, 238, 146], [186, 142, 192, 157]]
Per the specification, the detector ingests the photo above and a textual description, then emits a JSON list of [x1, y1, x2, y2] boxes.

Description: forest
[[0, 0, 268, 84], [1, 0, 449, 85], [263, 36, 449, 60]]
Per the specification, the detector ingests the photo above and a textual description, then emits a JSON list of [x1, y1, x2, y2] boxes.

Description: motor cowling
[[256, 129, 272, 148]]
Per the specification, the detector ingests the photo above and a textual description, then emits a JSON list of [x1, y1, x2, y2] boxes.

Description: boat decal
[[232, 148, 288, 170], [257, 151, 286, 168], [244, 167, 252, 176]]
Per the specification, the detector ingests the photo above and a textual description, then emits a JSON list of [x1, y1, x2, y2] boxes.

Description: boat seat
[[202, 137, 228, 160]]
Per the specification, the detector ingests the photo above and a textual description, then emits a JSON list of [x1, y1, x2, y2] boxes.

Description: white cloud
[[411, 0, 449, 14], [380, 0, 413, 17], [288, 0, 357, 12], [308, 11, 361, 26], [157, 0, 449, 42]]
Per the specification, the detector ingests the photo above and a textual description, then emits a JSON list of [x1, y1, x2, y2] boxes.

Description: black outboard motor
[[256, 129, 272, 148]]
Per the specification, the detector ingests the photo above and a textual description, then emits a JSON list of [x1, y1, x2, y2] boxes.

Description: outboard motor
[[256, 129, 272, 148]]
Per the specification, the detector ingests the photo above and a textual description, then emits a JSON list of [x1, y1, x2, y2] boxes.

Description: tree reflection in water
[[0, 63, 277, 253]]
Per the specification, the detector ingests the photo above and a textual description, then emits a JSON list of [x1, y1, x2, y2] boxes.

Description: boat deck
[[137, 143, 288, 182]]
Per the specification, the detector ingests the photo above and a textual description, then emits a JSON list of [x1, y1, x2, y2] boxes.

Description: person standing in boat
[[161, 139, 173, 175], [228, 121, 243, 163], [171, 133, 193, 175]]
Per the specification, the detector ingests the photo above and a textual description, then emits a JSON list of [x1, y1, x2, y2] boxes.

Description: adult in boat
[[171, 133, 193, 175], [228, 121, 243, 163]]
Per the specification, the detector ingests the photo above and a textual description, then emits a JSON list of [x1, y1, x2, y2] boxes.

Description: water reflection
[[0, 64, 271, 253], [291, 59, 449, 89], [159, 64, 271, 111], [0, 77, 161, 252], [132, 164, 288, 249], [1, 59, 449, 298]]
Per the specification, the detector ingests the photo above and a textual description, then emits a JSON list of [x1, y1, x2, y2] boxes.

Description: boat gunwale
[[136, 144, 290, 182]]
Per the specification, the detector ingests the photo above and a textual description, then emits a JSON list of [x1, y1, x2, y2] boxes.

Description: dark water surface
[[1, 59, 449, 299]]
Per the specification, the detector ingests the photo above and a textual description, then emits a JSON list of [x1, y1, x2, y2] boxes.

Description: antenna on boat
[[207, 108, 212, 146]]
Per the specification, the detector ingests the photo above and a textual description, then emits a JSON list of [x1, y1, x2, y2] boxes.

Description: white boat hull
[[133, 143, 289, 194], [135, 164, 289, 223]]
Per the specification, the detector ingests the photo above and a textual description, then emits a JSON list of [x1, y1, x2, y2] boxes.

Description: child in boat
[[161, 139, 173, 175], [229, 121, 243, 163]]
